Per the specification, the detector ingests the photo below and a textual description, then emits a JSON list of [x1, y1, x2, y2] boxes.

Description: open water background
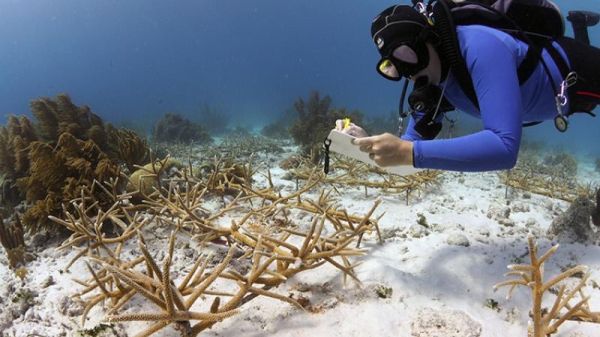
[[0, 0, 598, 156]]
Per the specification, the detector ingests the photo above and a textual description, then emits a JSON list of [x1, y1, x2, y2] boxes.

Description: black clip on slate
[[323, 138, 332, 174]]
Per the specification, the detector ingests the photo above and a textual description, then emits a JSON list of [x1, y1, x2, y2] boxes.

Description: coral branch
[[494, 235, 600, 337]]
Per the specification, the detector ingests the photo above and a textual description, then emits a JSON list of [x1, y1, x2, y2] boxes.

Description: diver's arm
[[400, 110, 445, 141], [400, 113, 424, 141], [412, 31, 522, 172]]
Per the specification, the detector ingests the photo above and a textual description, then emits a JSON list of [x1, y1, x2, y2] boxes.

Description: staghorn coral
[[494, 235, 600, 337], [126, 155, 253, 205], [194, 156, 255, 196], [52, 162, 382, 336], [216, 132, 283, 158], [49, 177, 147, 271], [500, 149, 590, 202], [87, 233, 240, 336], [289, 91, 363, 163], [279, 154, 304, 170], [287, 154, 441, 204], [127, 157, 184, 197]]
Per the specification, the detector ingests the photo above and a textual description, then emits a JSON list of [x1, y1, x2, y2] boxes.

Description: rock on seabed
[[411, 308, 482, 337]]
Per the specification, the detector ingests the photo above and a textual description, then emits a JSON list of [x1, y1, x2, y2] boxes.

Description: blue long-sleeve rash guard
[[401, 25, 569, 172]]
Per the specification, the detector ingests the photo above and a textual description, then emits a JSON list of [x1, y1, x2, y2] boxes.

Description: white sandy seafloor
[[1, 145, 600, 337]]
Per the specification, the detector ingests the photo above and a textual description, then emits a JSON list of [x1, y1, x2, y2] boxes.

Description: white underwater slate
[[327, 130, 423, 176]]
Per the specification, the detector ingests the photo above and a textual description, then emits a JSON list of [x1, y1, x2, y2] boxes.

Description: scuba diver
[[338, 0, 600, 172]]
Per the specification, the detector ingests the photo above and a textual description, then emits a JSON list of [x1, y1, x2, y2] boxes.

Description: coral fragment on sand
[[494, 235, 600, 337]]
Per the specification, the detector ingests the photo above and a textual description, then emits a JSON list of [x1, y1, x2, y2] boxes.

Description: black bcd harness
[[408, 0, 580, 138]]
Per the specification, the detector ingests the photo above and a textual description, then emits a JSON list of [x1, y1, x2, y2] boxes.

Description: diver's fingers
[[360, 145, 372, 152], [346, 125, 369, 138], [346, 126, 361, 137], [369, 153, 385, 166], [352, 136, 374, 146], [335, 119, 343, 131], [353, 137, 375, 152]]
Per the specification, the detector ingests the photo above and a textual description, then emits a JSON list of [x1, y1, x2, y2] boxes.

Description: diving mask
[[376, 43, 429, 81]]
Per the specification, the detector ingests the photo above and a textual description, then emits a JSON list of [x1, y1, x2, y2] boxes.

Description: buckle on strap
[[556, 71, 578, 110], [554, 71, 578, 132], [557, 72, 578, 106]]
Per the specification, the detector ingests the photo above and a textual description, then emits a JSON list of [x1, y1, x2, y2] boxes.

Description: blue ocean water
[[0, 0, 599, 155]]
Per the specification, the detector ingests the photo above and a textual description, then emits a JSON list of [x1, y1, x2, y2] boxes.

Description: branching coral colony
[[500, 150, 593, 202], [494, 235, 600, 337], [51, 154, 382, 336], [288, 154, 441, 204], [0, 93, 439, 336]]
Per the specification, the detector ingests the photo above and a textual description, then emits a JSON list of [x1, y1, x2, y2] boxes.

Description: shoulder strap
[[432, 0, 480, 110], [432, 0, 556, 110], [517, 45, 542, 84]]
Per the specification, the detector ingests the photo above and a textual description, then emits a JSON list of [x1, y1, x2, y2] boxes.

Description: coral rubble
[[411, 308, 482, 337]]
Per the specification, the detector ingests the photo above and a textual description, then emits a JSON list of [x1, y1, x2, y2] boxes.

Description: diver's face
[[376, 45, 421, 81], [410, 43, 441, 85], [376, 42, 441, 84]]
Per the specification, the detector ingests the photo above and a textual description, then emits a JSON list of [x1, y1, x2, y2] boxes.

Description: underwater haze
[[0, 0, 599, 155]]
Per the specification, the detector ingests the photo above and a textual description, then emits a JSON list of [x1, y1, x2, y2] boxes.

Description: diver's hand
[[334, 120, 369, 138], [353, 133, 414, 167]]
